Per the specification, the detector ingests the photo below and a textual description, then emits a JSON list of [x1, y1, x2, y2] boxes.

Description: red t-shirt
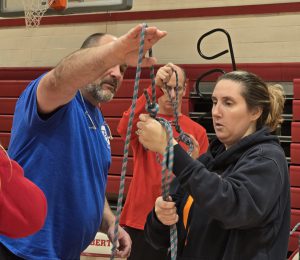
[[0, 150, 47, 238], [117, 86, 209, 230]]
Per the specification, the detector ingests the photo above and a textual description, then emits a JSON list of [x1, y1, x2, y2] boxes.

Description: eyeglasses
[[162, 84, 184, 93]]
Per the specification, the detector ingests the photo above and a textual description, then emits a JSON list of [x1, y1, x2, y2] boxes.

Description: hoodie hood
[[201, 127, 280, 171]]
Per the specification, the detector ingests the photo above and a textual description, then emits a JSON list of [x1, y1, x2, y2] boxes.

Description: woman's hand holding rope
[[137, 114, 200, 159], [154, 196, 179, 226], [137, 114, 177, 154]]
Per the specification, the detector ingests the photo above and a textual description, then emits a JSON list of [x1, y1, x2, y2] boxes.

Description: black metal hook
[[195, 68, 225, 98], [197, 28, 236, 71]]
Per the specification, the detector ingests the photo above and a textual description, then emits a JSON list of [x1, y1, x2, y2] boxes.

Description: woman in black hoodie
[[136, 70, 290, 260]]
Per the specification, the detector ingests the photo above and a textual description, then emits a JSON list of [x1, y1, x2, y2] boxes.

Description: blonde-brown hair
[[266, 84, 285, 131], [217, 71, 285, 132]]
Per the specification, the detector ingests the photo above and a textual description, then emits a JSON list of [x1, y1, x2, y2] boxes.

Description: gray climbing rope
[[164, 69, 194, 155], [110, 23, 147, 260], [111, 23, 178, 260], [144, 71, 178, 260]]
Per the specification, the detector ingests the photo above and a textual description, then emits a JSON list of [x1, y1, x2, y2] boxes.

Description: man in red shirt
[[117, 63, 209, 260]]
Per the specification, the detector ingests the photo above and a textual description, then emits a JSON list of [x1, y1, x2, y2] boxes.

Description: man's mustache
[[101, 78, 118, 89]]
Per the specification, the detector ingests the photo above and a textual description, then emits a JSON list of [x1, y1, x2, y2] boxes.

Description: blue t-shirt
[[0, 75, 111, 259]]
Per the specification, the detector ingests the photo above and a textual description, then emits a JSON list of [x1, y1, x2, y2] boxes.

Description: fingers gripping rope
[[156, 117, 178, 260], [143, 62, 178, 259], [142, 113, 178, 260], [111, 23, 178, 260], [165, 69, 194, 155], [110, 24, 147, 259]]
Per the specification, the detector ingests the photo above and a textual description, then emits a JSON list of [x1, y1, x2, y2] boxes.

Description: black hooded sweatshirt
[[145, 127, 290, 260]]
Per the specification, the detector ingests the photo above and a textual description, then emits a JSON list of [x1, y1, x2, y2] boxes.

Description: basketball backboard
[[0, 0, 133, 17]]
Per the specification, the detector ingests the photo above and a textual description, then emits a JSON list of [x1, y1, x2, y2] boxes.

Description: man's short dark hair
[[81, 33, 106, 49]]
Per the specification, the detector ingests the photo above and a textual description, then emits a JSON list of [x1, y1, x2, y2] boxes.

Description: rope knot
[[144, 89, 159, 118], [114, 24, 177, 259], [146, 103, 159, 118]]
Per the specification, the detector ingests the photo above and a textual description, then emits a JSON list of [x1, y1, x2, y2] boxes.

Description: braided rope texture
[[110, 24, 147, 259], [165, 70, 194, 155], [112, 24, 179, 260], [144, 66, 178, 259], [156, 117, 177, 260]]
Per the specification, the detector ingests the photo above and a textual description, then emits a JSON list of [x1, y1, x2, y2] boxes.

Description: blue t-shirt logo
[[101, 124, 111, 148]]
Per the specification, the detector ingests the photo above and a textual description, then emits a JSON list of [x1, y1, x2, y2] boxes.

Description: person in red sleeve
[[0, 147, 47, 239], [117, 63, 209, 260]]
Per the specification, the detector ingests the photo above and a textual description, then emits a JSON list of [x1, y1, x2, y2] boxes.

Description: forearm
[[38, 42, 124, 114], [100, 197, 115, 234], [52, 43, 122, 93]]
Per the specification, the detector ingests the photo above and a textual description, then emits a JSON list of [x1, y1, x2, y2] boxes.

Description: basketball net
[[22, 0, 55, 28]]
